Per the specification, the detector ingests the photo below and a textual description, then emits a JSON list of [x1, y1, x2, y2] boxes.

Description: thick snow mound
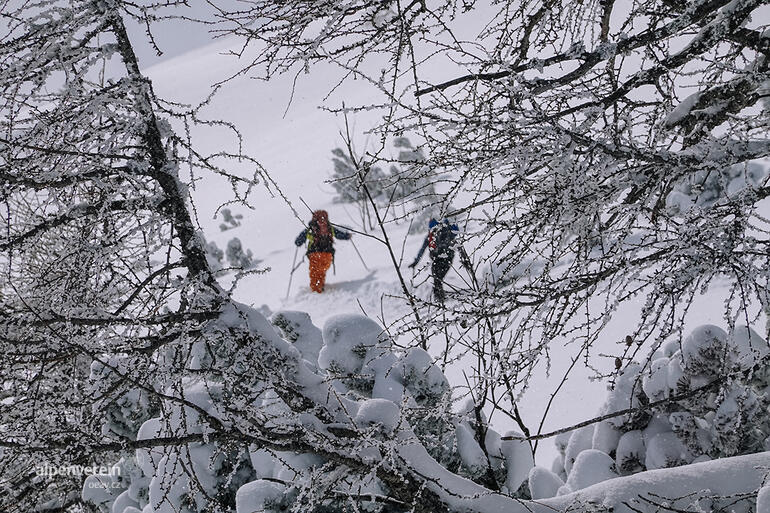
[[236, 479, 285, 513], [397, 347, 449, 405], [528, 466, 564, 499], [641, 414, 671, 445], [731, 325, 770, 369], [562, 449, 618, 493], [681, 324, 728, 376], [642, 358, 669, 400], [355, 398, 401, 433], [711, 383, 764, 456], [559, 322, 770, 501], [81, 463, 123, 508], [758, 481, 770, 513], [592, 421, 621, 456], [666, 355, 685, 390], [664, 91, 701, 127], [149, 444, 218, 513], [454, 423, 488, 476], [543, 451, 769, 513], [600, 363, 643, 428], [645, 432, 692, 470], [555, 431, 572, 454], [271, 310, 324, 366], [111, 491, 140, 513], [318, 313, 389, 374], [564, 425, 595, 474], [616, 430, 645, 475], [552, 453, 567, 481], [136, 418, 165, 477], [680, 324, 769, 377], [501, 431, 534, 493]]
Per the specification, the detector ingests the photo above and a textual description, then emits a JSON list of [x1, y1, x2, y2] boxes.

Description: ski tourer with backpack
[[294, 210, 352, 293], [409, 218, 459, 305]]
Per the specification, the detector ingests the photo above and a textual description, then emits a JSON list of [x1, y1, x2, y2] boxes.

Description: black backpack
[[429, 223, 456, 256], [309, 220, 335, 253]]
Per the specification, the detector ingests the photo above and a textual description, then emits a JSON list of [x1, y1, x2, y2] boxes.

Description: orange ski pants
[[308, 252, 333, 293]]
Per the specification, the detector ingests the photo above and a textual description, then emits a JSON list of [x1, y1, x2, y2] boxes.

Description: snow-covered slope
[[141, 35, 758, 472]]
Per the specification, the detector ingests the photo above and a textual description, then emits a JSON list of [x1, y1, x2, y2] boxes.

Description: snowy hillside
[[141, 36, 580, 468], [6, 1, 770, 511], [141, 34, 766, 475]]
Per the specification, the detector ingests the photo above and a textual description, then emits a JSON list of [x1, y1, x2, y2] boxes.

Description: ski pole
[[291, 257, 305, 273], [459, 246, 473, 274], [285, 246, 299, 300], [349, 238, 370, 271]]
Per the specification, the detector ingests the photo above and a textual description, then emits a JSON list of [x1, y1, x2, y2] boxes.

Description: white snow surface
[[139, 34, 754, 469], [759, 481, 770, 513], [528, 466, 564, 499], [564, 425, 595, 474], [455, 423, 489, 474], [355, 398, 401, 433], [616, 430, 645, 474], [500, 431, 535, 493], [592, 421, 621, 455], [236, 479, 285, 513], [544, 451, 770, 513], [318, 313, 390, 375], [642, 358, 670, 401], [562, 449, 618, 494], [270, 310, 324, 367], [131, 27, 770, 510], [645, 432, 692, 470], [664, 91, 702, 127]]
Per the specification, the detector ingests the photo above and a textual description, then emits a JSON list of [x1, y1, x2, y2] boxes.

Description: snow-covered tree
[[213, 0, 770, 470], [0, 3, 536, 512], [387, 136, 442, 232], [219, 208, 244, 232], [0, 1, 259, 509], [528, 323, 770, 498], [329, 136, 440, 231], [329, 147, 388, 230], [4, 1, 770, 513]]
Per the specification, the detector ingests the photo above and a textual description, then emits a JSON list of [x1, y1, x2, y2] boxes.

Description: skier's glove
[[408, 261, 417, 269]]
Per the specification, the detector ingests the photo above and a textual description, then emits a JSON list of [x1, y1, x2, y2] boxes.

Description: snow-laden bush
[[531, 323, 770, 499], [83, 374, 255, 513], [559, 449, 618, 495], [83, 308, 536, 512], [527, 466, 563, 500], [203, 236, 259, 272], [328, 136, 442, 231], [666, 162, 770, 214], [483, 257, 547, 291]]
